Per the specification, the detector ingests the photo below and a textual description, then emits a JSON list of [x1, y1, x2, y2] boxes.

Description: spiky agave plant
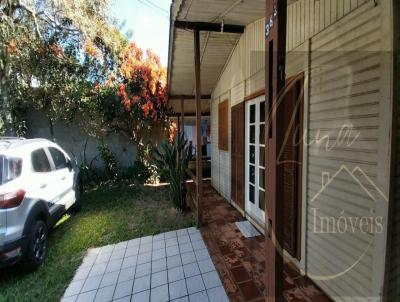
[[153, 131, 192, 212]]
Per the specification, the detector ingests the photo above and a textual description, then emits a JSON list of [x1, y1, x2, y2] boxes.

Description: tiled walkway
[[200, 183, 332, 302], [62, 227, 229, 302]]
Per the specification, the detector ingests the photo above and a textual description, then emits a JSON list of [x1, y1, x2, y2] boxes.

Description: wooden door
[[281, 76, 304, 259], [231, 102, 245, 210]]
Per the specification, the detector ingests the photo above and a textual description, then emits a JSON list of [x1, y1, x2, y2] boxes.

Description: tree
[[94, 42, 171, 159], [0, 0, 122, 135]]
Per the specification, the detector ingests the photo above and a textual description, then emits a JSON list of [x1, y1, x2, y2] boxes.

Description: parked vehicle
[[0, 138, 81, 270]]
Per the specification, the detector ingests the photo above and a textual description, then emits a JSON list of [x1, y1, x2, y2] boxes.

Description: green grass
[[0, 183, 195, 302]]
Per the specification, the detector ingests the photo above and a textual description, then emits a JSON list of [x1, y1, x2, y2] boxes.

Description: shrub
[[98, 142, 118, 180], [153, 131, 192, 212], [124, 160, 152, 184]]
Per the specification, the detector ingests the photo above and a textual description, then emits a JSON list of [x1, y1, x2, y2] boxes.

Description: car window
[[48, 147, 68, 170], [31, 149, 52, 173], [0, 155, 23, 184]]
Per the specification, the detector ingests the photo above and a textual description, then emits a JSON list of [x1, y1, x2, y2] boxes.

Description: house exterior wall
[[211, 0, 394, 301]]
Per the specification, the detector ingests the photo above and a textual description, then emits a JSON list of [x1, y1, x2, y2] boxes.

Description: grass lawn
[[0, 183, 195, 302]]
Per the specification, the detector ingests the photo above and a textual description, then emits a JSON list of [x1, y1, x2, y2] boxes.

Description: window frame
[[31, 148, 53, 173], [47, 146, 68, 170]]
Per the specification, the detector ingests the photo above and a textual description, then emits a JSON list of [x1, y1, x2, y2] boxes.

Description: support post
[[180, 98, 185, 133], [194, 26, 203, 227], [265, 0, 287, 301]]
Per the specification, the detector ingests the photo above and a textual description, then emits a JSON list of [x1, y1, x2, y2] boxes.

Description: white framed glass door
[[245, 96, 266, 224]]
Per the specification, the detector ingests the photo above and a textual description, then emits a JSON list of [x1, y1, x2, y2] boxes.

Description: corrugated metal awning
[[168, 0, 266, 103]]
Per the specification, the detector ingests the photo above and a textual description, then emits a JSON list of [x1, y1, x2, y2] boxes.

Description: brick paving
[[62, 227, 229, 302], [200, 182, 332, 302]]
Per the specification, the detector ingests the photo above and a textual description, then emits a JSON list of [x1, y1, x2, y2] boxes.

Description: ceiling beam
[[169, 94, 211, 100], [174, 21, 245, 34]]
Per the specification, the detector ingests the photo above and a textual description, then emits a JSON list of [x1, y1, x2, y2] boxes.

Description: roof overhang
[[167, 0, 266, 106]]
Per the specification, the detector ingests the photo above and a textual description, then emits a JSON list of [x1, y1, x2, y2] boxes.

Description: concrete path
[[61, 227, 229, 302]]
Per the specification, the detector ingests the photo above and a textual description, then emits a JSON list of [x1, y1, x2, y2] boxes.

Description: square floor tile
[[139, 243, 153, 254], [202, 271, 222, 289], [181, 252, 196, 265], [178, 235, 190, 245], [166, 238, 178, 247], [150, 284, 169, 302], [164, 231, 177, 239], [186, 275, 205, 295], [151, 270, 168, 288], [168, 266, 185, 282], [135, 262, 151, 278], [207, 286, 229, 302], [64, 280, 85, 297], [188, 291, 209, 302], [73, 266, 91, 281], [95, 253, 111, 264], [166, 245, 180, 257], [113, 280, 133, 300], [76, 290, 97, 302], [153, 241, 165, 251], [125, 246, 139, 257], [176, 229, 188, 236], [131, 289, 150, 302], [127, 238, 140, 248], [172, 297, 189, 302], [114, 241, 128, 251], [118, 267, 136, 283], [81, 275, 102, 293], [141, 236, 153, 244], [192, 240, 206, 250], [94, 284, 115, 302], [121, 255, 137, 269], [61, 295, 77, 302], [110, 249, 126, 261], [132, 275, 151, 294], [137, 252, 152, 265], [89, 263, 107, 277], [152, 258, 167, 273], [105, 259, 123, 273], [167, 255, 182, 269], [100, 271, 119, 288], [169, 279, 188, 300], [197, 259, 215, 274], [183, 263, 200, 278], [194, 249, 210, 262], [152, 248, 166, 261], [179, 243, 193, 253]]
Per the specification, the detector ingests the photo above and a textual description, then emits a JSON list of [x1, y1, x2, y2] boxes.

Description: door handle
[[40, 183, 47, 189], [61, 176, 66, 181]]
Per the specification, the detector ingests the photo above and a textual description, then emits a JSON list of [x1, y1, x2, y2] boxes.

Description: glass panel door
[[245, 96, 266, 224]]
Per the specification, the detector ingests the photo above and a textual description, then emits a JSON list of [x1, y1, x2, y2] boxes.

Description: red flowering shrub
[[117, 43, 168, 122]]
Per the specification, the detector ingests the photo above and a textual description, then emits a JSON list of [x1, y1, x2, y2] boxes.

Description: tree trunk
[[48, 117, 56, 142]]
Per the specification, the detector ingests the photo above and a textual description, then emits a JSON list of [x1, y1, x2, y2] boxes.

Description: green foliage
[[153, 132, 192, 212], [123, 160, 152, 184], [98, 142, 118, 180]]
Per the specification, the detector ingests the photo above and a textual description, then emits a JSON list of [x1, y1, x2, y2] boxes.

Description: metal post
[[194, 26, 203, 227]]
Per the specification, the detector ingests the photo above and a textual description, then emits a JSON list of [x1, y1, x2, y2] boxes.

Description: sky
[[111, 0, 172, 66]]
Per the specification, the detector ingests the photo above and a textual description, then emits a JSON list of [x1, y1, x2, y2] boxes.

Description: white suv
[[0, 138, 81, 269]]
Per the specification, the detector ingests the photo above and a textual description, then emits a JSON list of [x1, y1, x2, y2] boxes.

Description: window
[[0, 156, 23, 185], [49, 147, 68, 170], [218, 100, 229, 151], [31, 149, 51, 173]]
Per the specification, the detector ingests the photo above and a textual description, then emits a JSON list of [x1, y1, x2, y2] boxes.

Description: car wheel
[[24, 220, 48, 270], [71, 176, 82, 212]]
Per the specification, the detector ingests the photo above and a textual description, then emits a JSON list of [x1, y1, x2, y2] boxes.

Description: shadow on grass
[[0, 183, 195, 302]]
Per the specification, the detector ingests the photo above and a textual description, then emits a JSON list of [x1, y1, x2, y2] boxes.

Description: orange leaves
[[84, 40, 100, 58], [7, 40, 18, 55], [116, 42, 168, 121]]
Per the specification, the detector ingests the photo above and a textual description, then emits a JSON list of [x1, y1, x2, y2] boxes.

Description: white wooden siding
[[306, 2, 392, 300]]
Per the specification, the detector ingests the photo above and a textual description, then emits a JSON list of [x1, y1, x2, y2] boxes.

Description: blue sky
[[111, 0, 172, 66]]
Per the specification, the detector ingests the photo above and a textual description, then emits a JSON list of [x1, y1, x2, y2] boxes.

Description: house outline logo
[[311, 164, 388, 204], [306, 164, 387, 281]]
